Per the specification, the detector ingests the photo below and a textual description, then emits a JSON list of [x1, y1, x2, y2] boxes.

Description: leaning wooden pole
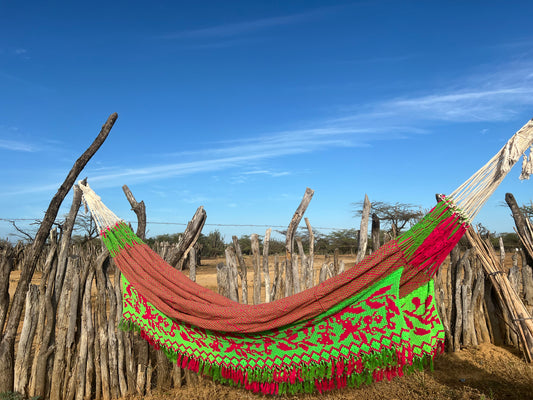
[[0, 113, 117, 392], [506, 193, 533, 265], [465, 227, 533, 362], [285, 188, 314, 295]]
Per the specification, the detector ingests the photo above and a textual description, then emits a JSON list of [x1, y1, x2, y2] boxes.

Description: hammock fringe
[[119, 318, 443, 395]]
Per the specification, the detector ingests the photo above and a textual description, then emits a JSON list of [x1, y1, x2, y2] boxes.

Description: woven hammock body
[[81, 119, 533, 394]]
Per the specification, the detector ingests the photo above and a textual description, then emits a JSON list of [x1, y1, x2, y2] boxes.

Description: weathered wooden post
[[13, 284, 39, 394], [224, 247, 239, 302], [251, 234, 261, 304], [356, 194, 371, 263], [305, 218, 315, 288], [263, 228, 272, 303], [232, 236, 248, 305], [285, 188, 314, 296], [295, 237, 308, 290], [371, 213, 380, 252]]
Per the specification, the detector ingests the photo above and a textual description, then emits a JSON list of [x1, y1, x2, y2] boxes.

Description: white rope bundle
[[449, 118, 533, 222], [519, 145, 533, 180], [78, 181, 121, 233]]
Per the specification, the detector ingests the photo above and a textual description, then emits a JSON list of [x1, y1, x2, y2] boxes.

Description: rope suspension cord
[[449, 119, 533, 221]]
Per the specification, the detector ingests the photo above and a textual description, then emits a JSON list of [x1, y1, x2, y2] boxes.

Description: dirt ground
[[135, 344, 533, 400]]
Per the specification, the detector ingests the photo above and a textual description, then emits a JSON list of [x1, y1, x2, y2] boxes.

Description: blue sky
[[2, 1, 533, 242]]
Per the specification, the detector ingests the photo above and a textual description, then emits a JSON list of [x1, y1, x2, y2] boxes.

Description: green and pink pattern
[[120, 268, 444, 395]]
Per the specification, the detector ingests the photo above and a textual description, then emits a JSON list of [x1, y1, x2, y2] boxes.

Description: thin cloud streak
[[0, 138, 36, 152], [334, 62, 533, 124], [159, 6, 341, 40], [7, 61, 533, 194], [162, 14, 306, 39]]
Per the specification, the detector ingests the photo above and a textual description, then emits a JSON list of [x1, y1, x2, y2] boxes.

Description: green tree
[[237, 235, 253, 255], [198, 230, 226, 258], [353, 201, 423, 235], [326, 229, 359, 254], [145, 232, 181, 246]]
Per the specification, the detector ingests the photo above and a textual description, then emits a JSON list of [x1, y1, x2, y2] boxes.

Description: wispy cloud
[[0, 138, 35, 152], [242, 170, 290, 177], [159, 5, 343, 46], [341, 54, 414, 65], [0, 69, 53, 92], [162, 13, 310, 40], [334, 62, 533, 125], [6, 61, 533, 194]]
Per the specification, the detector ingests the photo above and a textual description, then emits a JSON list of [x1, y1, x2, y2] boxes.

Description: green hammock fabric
[[120, 268, 444, 394]]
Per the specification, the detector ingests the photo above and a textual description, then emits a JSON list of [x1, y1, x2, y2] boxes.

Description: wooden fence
[[1, 189, 533, 399]]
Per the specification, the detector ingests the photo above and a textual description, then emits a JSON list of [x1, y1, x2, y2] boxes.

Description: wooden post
[[251, 234, 261, 305], [64, 263, 83, 400], [76, 265, 95, 400], [465, 228, 533, 362], [499, 237, 506, 267], [232, 236, 248, 305], [508, 258, 521, 295], [295, 237, 308, 290], [13, 284, 39, 394], [28, 230, 59, 397], [506, 193, 533, 263], [271, 254, 280, 301], [94, 253, 111, 400], [94, 302, 102, 400], [333, 248, 339, 275], [217, 263, 230, 298], [356, 194, 371, 263], [105, 269, 119, 399], [338, 260, 345, 274], [54, 182, 85, 306], [167, 207, 206, 270], [304, 218, 314, 288], [122, 185, 147, 241], [461, 254, 476, 346], [285, 188, 314, 296], [371, 213, 380, 252], [263, 228, 272, 303], [0, 246, 14, 336], [292, 254, 299, 294], [112, 266, 129, 397], [319, 263, 333, 284], [224, 247, 239, 302], [521, 249, 533, 314], [453, 250, 467, 351], [472, 268, 490, 343], [50, 255, 80, 400], [189, 247, 197, 282], [434, 268, 453, 351]]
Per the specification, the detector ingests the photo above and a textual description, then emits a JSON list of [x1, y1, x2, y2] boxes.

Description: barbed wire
[[0, 218, 346, 231]]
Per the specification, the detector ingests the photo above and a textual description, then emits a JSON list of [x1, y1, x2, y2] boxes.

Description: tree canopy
[[353, 200, 424, 236]]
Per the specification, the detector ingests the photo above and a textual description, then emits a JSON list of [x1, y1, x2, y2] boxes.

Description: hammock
[[80, 119, 533, 395]]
